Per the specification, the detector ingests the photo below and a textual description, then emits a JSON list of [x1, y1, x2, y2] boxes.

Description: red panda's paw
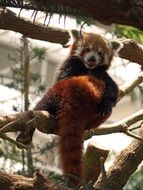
[[97, 99, 114, 116]]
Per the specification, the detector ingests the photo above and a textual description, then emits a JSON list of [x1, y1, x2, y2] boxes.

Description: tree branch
[[118, 72, 143, 102], [31, 0, 143, 31], [1, 0, 143, 31], [0, 8, 69, 45], [0, 8, 143, 68], [84, 109, 143, 139], [83, 142, 109, 183], [0, 109, 142, 149], [0, 110, 57, 149], [119, 38, 143, 68], [93, 124, 143, 190], [0, 71, 142, 147], [0, 102, 142, 189], [0, 170, 70, 190]]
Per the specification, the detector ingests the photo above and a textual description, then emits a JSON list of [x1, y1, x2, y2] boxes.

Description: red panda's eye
[[98, 50, 104, 56], [84, 47, 91, 53]]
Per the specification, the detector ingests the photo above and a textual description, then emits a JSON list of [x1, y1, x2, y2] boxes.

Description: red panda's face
[[69, 30, 122, 70], [80, 43, 107, 69]]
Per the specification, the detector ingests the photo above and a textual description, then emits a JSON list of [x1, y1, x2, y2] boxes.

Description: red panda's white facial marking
[[83, 50, 101, 69], [75, 44, 110, 69]]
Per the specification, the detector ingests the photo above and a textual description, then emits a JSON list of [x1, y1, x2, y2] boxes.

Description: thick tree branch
[[1, 0, 143, 31], [93, 124, 143, 190], [0, 8, 69, 45], [32, 0, 143, 31], [0, 110, 142, 189], [119, 38, 143, 68], [0, 110, 57, 149], [83, 142, 109, 183], [0, 109, 143, 149], [0, 9, 143, 67], [0, 110, 56, 134], [0, 170, 69, 190]]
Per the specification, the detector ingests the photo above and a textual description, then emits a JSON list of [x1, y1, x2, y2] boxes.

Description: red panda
[[19, 30, 122, 187]]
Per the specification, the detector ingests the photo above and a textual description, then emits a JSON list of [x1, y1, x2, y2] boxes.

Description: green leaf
[[115, 25, 143, 43], [32, 47, 46, 61]]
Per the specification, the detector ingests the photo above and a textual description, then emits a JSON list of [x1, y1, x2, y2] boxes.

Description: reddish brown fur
[[48, 76, 110, 185], [34, 31, 120, 187], [16, 31, 119, 188]]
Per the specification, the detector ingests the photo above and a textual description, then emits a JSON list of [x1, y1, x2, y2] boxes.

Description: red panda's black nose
[[88, 56, 96, 62]]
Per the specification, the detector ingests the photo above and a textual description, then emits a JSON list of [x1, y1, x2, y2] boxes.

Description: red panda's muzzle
[[87, 60, 96, 68], [85, 56, 97, 69]]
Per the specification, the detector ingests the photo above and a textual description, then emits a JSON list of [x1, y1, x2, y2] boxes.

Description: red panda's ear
[[63, 30, 80, 48], [110, 40, 123, 54], [70, 29, 80, 41]]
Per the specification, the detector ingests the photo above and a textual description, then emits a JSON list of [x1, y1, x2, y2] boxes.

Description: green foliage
[[32, 47, 46, 61], [124, 167, 143, 190], [115, 25, 143, 43], [0, 140, 22, 167], [7, 43, 47, 107]]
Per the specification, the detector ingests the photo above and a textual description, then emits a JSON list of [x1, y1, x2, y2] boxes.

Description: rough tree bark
[[1, 0, 143, 31], [94, 125, 143, 190], [0, 170, 68, 190], [0, 8, 69, 45], [32, 0, 143, 30]]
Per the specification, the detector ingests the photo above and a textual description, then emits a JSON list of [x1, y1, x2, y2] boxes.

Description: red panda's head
[[66, 30, 122, 70]]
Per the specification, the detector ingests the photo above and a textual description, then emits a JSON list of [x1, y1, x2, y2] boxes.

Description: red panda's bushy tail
[[58, 110, 85, 187]]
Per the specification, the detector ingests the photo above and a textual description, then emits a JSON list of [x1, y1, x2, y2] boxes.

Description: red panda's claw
[[97, 101, 112, 116]]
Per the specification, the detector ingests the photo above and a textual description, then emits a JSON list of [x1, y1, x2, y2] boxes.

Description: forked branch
[[94, 124, 143, 190]]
